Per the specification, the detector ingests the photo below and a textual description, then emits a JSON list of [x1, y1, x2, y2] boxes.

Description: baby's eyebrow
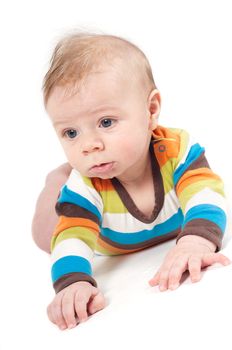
[[53, 120, 71, 127], [53, 106, 120, 126], [88, 105, 119, 114], [52, 113, 83, 126]]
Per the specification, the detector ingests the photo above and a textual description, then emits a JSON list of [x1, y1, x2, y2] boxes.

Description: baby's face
[[46, 68, 157, 181]]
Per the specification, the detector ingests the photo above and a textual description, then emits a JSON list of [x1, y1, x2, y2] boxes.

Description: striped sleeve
[[173, 130, 227, 250], [50, 169, 103, 293]]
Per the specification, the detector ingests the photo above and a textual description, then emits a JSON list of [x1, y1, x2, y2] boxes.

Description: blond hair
[[43, 32, 156, 105]]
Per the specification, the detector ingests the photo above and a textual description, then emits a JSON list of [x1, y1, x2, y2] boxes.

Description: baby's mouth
[[90, 162, 114, 174]]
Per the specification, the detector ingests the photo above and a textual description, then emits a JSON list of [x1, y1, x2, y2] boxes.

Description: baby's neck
[[117, 152, 152, 189]]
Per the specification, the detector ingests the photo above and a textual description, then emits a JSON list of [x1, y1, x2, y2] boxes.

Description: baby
[[32, 32, 230, 330]]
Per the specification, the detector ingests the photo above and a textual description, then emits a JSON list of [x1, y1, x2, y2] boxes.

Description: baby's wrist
[[177, 235, 216, 252]]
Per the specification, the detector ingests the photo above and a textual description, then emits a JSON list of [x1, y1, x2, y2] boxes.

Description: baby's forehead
[[47, 66, 146, 122], [61, 62, 148, 103], [89, 60, 151, 98], [43, 34, 155, 105]]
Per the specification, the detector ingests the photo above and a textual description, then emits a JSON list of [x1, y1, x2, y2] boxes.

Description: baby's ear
[[148, 114, 159, 130], [147, 89, 161, 130]]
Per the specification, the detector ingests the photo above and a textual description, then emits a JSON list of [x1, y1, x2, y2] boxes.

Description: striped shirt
[[51, 126, 227, 293]]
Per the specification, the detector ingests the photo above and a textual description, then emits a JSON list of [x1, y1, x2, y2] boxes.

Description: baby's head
[[44, 32, 161, 180]]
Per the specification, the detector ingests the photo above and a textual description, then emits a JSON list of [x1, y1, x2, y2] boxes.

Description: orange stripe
[[53, 216, 99, 237], [176, 168, 221, 196], [153, 125, 176, 140], [91, 178, 115, 192]]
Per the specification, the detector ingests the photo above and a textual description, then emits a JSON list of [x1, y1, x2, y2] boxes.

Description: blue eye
[[100, 119, 113, 128], [65, 129, 77, 139]]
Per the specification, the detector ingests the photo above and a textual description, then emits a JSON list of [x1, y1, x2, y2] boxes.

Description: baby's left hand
[[149, 235, 231, 291]]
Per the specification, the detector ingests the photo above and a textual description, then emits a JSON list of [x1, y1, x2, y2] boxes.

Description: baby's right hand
[[47, 281, 105, 330]]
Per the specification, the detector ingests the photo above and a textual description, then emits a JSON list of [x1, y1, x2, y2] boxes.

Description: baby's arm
[[149, 129, 230, 290], [31, 163, 72, 253], [49, 169, 105, 329]]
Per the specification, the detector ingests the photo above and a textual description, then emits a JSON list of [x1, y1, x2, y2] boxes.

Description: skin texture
[[32, 162, 72, 253], [33, 67, 230, 330], [148, 235, 230, 291], [47, 281, 105, 330]]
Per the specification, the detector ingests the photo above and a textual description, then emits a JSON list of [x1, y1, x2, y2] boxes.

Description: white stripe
[[102, 189, 180, 232], [184, 187, 227, 215], [66, 169, 103, 214], [51, 238, 94, 265]]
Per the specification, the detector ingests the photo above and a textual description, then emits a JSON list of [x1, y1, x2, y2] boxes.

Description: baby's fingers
[[188, 255, 202, 283], [168, 256, 188, 289], [74, 292, 90, 323], [47, 294, 67, 330], [61, 291, 77, 329], [201, 253, 231, 268], [88, 290, 106, 315], [148, 270, 160, 287]]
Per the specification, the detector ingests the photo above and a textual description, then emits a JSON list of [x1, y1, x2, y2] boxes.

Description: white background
[[0, 0, 232, 349]]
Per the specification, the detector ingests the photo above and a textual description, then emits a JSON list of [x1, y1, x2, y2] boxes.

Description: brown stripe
[[53, 272, 97, 294], [186, 152, 210, 172], [99, 227, 181, 251], [111, 143, 164, 224], [176, 218, 222, 251], [55, 202, 100, 226], [178, 152, 210, 185]]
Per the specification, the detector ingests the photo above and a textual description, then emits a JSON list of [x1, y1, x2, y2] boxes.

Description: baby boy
[[32, 32, 230, 330]]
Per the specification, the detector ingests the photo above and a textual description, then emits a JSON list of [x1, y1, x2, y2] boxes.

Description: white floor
[[1, 204, 231, 350]]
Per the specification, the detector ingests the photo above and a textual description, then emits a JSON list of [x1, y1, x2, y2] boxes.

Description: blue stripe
[[100, 209, 184, 244], [51, 255, 92, 283], [58, 185, 102, 222], [173, 143, 205, 186], [183, 204, 226, 232]]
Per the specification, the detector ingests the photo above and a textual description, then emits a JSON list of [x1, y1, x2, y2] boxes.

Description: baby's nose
[[81, 136, 104, 154]]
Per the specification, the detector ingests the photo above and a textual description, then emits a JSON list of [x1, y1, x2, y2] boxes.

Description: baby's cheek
[[121, 138, 146, 159], [64, 150, 80, 170]]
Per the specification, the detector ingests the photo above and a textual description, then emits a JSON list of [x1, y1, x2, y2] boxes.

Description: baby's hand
[[149, 235, 231, 291], [47, 281, 105, 330]]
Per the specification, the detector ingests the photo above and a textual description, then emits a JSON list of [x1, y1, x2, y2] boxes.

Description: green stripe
[[51, 227, 97, 251], [160, 161, 175, 194], [100, 190, 128, 213], [82, 176, 95, 188], [178, 179, 225, 212]]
